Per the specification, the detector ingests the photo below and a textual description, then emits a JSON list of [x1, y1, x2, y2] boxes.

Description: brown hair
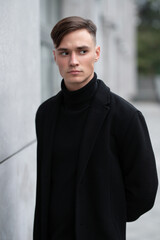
[[50, 16, 97, 48]]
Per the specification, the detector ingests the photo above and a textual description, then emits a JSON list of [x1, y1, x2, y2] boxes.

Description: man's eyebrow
[[57, 48, 68, 52], [77, 46, 90, 49], [56, 46, 90, 51]]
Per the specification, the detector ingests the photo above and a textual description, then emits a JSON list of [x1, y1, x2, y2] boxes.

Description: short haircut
[[50, 16, 97, 48]]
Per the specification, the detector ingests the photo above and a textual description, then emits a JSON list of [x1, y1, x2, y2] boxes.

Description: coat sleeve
[[119, 110, 158, 222]]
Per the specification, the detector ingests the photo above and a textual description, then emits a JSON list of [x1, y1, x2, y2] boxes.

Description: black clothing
[[49, 75, 98, 239], [34, 74, 158, 240]]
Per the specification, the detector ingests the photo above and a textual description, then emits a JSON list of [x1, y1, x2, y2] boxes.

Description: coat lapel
[[40, 91, 63, 237], [76, 81, 111, 185], [43, 91, 63, 176]]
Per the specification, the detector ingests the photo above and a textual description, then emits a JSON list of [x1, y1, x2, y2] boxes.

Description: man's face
[[53, 29, 100, 91]]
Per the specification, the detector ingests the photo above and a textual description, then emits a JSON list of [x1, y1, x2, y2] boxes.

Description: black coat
[[33, 79, 158, 240]]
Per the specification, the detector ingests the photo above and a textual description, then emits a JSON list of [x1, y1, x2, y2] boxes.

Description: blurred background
[[0, 0, 159, 239]]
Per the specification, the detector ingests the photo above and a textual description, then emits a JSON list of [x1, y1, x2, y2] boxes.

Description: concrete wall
[[0, 0, 40, 239], [102, 0, 137, 99]]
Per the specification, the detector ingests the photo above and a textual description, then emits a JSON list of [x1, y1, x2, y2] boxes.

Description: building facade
[[0, 0, 137, 239]]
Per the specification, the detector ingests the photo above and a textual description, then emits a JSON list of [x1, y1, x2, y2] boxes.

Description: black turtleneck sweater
[[49, 74, 98, 240]]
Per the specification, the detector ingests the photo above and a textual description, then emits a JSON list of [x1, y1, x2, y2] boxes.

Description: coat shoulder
[[98, 80, 140, 119], [107, 90, 148, 147], [110, 91, 146, 131], [98, 80, 146, 142], [110, 91, 139, 116], [36, 91, 62, 119]]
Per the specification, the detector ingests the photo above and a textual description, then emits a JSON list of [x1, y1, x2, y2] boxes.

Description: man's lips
[[68, 70, 81, 73]]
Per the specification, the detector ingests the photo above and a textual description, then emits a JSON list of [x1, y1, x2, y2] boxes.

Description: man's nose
[[69, 52, 79, 66]]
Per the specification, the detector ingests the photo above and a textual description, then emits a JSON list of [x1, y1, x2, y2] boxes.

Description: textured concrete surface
[[127, 102, 160, 240], [0, 143, 36, 240], [0, 1, 40, 239], [0, 0, 40, 162]]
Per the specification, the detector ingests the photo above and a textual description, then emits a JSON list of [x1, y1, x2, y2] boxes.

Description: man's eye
[[60, 52, 68, 56], [80, 50, 87, 54]]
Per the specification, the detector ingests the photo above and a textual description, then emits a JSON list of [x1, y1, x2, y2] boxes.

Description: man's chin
[[64, 76, 91, 91]]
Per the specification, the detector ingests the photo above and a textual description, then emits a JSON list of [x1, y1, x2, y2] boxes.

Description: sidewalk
[[126, 102, 160, 240]]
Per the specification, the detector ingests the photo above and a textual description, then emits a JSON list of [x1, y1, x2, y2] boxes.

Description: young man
[[33, 16, 158, 240]]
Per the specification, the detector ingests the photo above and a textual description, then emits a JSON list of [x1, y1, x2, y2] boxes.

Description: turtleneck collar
[[61, 73, 98, 110]]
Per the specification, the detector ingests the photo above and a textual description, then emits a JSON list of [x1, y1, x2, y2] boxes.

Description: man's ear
[[53, 50, 57, 63], [95, 46, 100, 62]]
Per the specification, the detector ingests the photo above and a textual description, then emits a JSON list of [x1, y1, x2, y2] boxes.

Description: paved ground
[[126, 102, 160, 240]]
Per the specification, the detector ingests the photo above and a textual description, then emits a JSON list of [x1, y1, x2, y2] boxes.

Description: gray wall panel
[[0, 143, 36, 240], [0, 0, 41, 162]]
